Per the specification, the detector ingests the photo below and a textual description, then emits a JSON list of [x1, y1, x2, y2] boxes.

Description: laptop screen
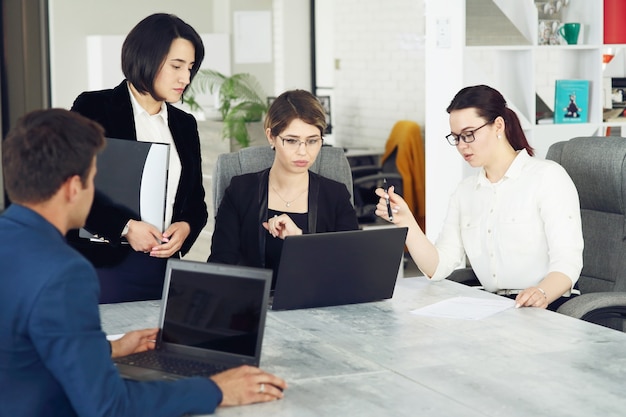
[[160, 261, 270, 359]]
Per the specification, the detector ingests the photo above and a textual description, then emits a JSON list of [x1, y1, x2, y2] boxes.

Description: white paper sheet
[[410, 296, 515, 320]]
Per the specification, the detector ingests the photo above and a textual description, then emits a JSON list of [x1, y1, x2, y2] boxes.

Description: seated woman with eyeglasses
[[208, 89, 359, 288], [375, 84, 583, 311]]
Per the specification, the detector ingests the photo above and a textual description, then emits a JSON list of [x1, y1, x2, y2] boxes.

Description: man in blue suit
[[0, 109, 286, 416]]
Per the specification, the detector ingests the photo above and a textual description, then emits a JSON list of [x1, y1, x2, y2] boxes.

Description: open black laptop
[[114, 259, 272, 381], [271, 227, 408, 310]]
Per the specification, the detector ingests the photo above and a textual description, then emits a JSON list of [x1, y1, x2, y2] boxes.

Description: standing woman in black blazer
[[69, 13, 208, 303]]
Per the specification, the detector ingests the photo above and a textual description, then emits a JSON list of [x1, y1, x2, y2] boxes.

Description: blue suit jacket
[[0, 205, 221, 416]]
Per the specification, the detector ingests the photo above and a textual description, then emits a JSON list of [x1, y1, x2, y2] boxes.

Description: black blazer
[[68, 80, 207, 266], [208, 168, 359, 268]]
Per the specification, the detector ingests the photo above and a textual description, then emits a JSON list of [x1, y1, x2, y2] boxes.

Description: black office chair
[[352, 120, 425, 225], [446, 267, 482, 287], [351, 148, 403, 223]]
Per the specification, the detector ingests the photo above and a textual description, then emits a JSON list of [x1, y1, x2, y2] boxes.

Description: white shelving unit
[[424, 0, 625, 241], [463, 0, 609, 158]]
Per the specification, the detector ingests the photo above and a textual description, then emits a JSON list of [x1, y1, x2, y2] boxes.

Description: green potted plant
[[183, 69, 268, 148]]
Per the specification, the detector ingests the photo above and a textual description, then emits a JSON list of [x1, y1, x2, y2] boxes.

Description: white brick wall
[[333, 0, 425, 149]]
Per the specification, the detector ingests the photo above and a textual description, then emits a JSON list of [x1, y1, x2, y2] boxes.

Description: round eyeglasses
[[445, 121, 492, 146]]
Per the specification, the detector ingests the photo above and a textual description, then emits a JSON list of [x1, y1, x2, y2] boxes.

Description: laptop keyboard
[[115, 350, 229, 378]]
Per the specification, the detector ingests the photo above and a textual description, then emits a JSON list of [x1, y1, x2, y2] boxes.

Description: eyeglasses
[[445, 121, 492, 146], [278, 135, 323, 150]]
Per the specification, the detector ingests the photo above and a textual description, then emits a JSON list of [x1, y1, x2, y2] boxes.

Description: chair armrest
[[557, 292, 626, 321], [445, 268, 482, 288], [352, 172, 402, 187], [351, 165, 382, 178]]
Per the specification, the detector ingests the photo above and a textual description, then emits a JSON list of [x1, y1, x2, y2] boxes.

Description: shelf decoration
[[535, 0, 571, 45], [554, 79, 590, 123], [603, 47, 615, 71]]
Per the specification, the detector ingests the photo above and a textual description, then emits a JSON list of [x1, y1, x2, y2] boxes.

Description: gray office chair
[[212, 145, 354, 217], [546, 137, 626, 331]]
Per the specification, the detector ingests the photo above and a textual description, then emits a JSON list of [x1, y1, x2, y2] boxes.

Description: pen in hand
[[384, 178, 394, 222]]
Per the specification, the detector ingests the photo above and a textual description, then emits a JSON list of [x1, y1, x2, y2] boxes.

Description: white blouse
[[128, 85, 181, 230], [429, 149, 583, 293]]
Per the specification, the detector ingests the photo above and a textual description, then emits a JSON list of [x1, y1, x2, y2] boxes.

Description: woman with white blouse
[[376, 85, 583, 311]]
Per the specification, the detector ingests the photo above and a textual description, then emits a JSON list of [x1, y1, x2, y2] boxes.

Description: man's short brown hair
[[2, 108, 105, 204]]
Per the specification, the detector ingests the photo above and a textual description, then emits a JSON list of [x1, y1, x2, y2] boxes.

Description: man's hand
[[110, 328, 158, 358], [211, 365, 287, 406]]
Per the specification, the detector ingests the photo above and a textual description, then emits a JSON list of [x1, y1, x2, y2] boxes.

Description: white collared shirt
[[429, 149, 583, 292], [128, 84, 181, 230]]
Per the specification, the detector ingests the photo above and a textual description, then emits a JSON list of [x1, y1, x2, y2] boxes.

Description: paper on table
[[411, 296, 515, 320]]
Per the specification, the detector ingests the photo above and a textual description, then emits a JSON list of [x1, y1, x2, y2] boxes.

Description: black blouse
[[265, 209, 309, 288]]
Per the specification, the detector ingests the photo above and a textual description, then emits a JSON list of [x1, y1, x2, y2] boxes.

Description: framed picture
[[317, 95, 332, 135], [611, 78, 626, 108], [612, 88, 626, 108]]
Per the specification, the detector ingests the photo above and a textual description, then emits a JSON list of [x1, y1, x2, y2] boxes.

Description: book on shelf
[[554, 79, 590, 124]]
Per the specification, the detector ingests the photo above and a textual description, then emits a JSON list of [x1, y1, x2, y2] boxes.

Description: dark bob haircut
[[121, 13, 205, 101]]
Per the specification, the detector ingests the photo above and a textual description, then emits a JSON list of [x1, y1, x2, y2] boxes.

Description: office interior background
[[0, 0, 426, 228], [0, 0, 618, 243]]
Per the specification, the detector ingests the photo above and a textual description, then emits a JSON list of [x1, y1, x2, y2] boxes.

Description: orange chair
[[380, 121, 425, 231]]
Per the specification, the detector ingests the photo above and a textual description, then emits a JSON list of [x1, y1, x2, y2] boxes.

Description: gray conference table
[[99, 277, 626, 416]]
